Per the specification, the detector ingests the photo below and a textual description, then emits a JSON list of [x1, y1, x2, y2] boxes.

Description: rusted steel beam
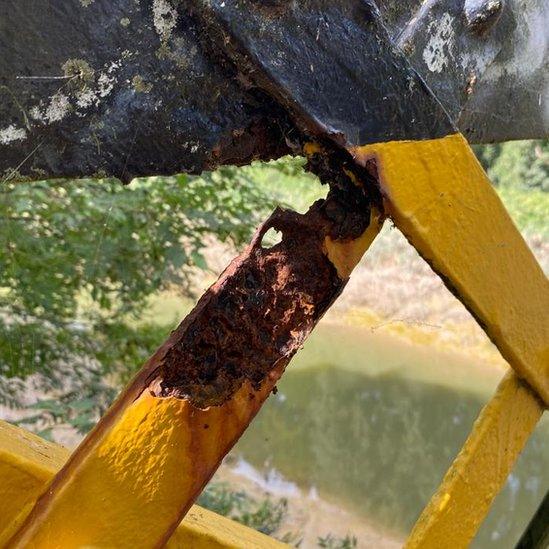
[[193, 0, 549, 405], [2, 2, 547, 546], [192, 3, 549, 547], [1, 0, 547, 182], [8, 163, 383, 546]]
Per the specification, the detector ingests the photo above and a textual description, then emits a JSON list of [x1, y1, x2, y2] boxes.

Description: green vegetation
[[0, 166, 283, 428], [317, 534, 358, 549], [474, 140, 548, 192], [197, 482, 298, 542], [473, 140, 548, 237], [497, 186, 549, 238]]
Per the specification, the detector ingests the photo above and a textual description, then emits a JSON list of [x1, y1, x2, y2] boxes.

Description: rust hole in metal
[[146, 161, 375, 408]]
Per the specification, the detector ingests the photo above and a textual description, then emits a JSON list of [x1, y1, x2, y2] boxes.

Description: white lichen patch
[[423, 13, 455, 73], [46, 93, 70, 122], [30, 93, 71, 124], [27, 57, 125, 124], [74, 60, 121, 113], [0, 124, 27, 145], [76, 88, 97, 109], [152, 0, 178, 42]]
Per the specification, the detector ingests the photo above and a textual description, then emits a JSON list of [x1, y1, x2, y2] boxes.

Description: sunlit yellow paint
[[7, 376, 283, 548], [166, 506, 283, 549], [406, 371, 544, 548], [352, 133, 549, 405], [0, 421, 69, 540], [0, 419, 286, 548]]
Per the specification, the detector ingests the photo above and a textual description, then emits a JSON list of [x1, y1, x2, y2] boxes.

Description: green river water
[[232, 323, 549, 548]]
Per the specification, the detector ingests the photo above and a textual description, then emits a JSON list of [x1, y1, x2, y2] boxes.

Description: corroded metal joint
[[146, 173, 374, 408]]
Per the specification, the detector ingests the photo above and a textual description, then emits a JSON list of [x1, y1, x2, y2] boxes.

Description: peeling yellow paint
[[7, 191, 383, 545], [324, 207, 384, 278]]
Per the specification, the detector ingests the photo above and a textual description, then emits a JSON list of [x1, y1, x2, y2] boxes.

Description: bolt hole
[[261, 227, 283, 249]]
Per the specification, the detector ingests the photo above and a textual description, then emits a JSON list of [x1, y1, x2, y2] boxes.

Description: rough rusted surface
[[147, 182, 371, 408], [305, 145, 382, 240]]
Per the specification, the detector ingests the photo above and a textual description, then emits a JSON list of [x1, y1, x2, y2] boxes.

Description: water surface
[[233, 324, 548, 547]]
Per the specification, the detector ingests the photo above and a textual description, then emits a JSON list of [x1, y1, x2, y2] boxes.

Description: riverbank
[[214, 458, 403, 548]]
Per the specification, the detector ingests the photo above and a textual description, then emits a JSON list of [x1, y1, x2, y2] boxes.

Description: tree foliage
[[473, 140, 548, 192], [0, 167, 278, 426]]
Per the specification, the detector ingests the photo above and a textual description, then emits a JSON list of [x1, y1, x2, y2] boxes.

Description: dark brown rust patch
[[147, 180, 372, 408], [305, 141, 383, 239]]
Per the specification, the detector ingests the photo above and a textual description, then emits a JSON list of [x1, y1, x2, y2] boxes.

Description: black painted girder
[[189, 0, 456, 148], [0, 0, 296, 182], [1, 0, 546, 182]]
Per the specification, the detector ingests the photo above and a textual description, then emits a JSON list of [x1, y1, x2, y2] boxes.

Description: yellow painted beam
[[5, 385, 281, 547], [405, 371, 545, 548], [7, 205, 383, 547], [0, 420, 287, 548], [352, 133, 549, 405]]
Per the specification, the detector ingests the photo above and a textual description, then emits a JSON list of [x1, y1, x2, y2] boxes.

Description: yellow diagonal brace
[[352, 133, 549, 405], [0, 420, 287, 549], [405, 371, 545, 548], [8, 207, 383, 548]]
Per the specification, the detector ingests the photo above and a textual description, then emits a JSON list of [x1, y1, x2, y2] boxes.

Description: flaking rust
[[8, 152, 384, 546], [146, 159, 376, 407]]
